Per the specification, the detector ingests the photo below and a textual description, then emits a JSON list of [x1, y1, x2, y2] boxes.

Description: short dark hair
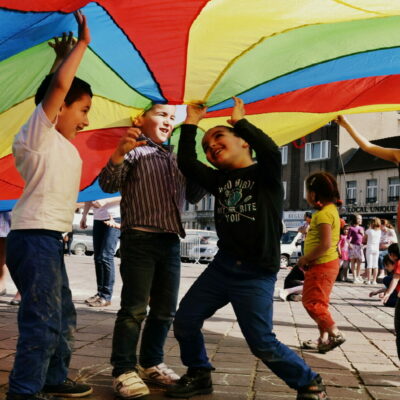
[[35, 73, 93, 106], [388, 243, 400, 258], [383, 254, 394, 266]]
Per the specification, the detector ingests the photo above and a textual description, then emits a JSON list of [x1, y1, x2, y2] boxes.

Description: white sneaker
[[279, 288, 288, 301], [138, 363, 180, 387], [113, 371, 149, 398]]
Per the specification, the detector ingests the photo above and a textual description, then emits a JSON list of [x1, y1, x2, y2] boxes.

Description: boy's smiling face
[[56, 93, 92, 141], [202, 126, 251, 170], [135, 104, 176, 144]]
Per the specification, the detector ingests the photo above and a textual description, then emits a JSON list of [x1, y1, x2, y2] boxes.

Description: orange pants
[[302, 258, 340, 332]]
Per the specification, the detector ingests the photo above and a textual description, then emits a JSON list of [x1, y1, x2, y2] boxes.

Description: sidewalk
[[0, 256, 399, 400]]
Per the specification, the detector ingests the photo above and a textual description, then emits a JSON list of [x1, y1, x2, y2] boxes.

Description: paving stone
[[366, 385, 400, 399], [359, 372, 400, 387], [319, 368, 361, 388], [213, 372, 251, 387]]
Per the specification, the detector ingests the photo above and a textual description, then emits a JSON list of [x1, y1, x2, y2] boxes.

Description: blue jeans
[[93, 219, 120, 301], [111, 230, 181, 376], [174, 251, 317, 389], [6, 230, 76, 395], [378, 250, 388, 270]]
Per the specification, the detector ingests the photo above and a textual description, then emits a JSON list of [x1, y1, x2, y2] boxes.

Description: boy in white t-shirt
[[6, 12, 93, 400]]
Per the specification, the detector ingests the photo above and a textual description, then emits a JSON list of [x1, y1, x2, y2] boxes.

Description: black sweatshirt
[[178, 119, 283, 273]]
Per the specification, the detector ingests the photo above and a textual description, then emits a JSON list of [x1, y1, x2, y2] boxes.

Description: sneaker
[[138, 363, 179, 387], [371, 281, 378, 285], [84, 294, 100, 304], [297, 374, 329, 399], [301, 339, 319, 350], [278, 288, 288, 301], [113, 371, 149, 399], [7, 393, 55, 400], [288, 294, 302, 302], [317, 333, 346, 354], [42, 378, 93, 398], [165, 368, 213, 398], [88, 298, 111, 307]]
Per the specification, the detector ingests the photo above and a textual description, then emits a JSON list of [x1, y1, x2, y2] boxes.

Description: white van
[[280, 229, 302, 268]]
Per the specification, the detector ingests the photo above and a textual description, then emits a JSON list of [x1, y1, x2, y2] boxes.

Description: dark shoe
[[9, 298, 21, 306], [88, 297, 111, 307], [7, 393, 54, 400], [317, 333, 346, 354], [297, 374, 329, 399], [42, 378, 93, 398], [165, 368, 213, 398]]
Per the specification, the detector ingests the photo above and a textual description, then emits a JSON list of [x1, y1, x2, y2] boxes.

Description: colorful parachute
[[2, 1, 400, 210]]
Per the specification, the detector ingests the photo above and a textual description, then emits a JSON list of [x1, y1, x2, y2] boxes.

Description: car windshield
[[281, 231, 298, 244]]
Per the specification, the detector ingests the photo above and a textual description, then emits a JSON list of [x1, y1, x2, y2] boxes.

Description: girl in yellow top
[[298, 172, 345, 353]]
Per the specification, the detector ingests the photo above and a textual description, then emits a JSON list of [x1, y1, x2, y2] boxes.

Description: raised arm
[[336, 115, 400, 164], [99, 127, 147, 193], [178, 104, 218, 194], [48, 31, 76, 73], [42, 11, 90, 123], [229, 97, 281, 180]]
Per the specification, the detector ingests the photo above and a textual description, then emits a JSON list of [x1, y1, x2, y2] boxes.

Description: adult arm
[[80, 201, 92, 229]]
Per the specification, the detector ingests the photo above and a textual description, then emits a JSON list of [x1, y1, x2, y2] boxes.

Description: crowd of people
[[2, 11, 400, 400]]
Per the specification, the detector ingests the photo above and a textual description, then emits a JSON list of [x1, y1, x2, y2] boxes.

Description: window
[[366, 179, 377, 203], [280, 146, 288, 165], [283, 181, 287, 200], [388, 177, 400, 202], [305, 140, 331, 162], [346, 181, 357, 204]]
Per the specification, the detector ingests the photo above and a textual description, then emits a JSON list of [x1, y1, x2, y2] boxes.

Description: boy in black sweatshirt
[[166, 97, 328, 400]]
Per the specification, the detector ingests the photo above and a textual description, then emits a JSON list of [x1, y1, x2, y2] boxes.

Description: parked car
[[70, 230, 120, 257], [71, 233, 94, 256], [181, 229, 218, 263], [280, 229, 302, 268]]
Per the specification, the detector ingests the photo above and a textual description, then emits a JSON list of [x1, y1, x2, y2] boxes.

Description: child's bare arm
[[42, 11, 90, 123], [335, 115, 400, 164], [382, 274, 400, 304], [48, 31, 77, 73], [298, 223, 331, 269]]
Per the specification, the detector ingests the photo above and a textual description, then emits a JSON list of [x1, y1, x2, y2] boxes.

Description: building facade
[[337, 136, 400, 224]]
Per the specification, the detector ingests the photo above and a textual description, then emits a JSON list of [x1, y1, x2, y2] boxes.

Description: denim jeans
[[6, 230, 76, 395], [111, 230, 180, 376], [93, 219, 120, 301], [174, 250, 317, 389], [378, 249, 388, 270]]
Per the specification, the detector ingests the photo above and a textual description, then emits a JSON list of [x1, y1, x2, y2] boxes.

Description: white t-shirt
[[11, 104, 82, 232], [365, 228, 381, 251], [93, 202, 120, 220]]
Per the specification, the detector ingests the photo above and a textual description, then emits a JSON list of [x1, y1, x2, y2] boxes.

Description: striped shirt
[[98, 141, 205, 237]]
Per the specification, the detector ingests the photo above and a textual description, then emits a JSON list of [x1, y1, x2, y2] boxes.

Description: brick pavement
[[0, 256, 399, 400]]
